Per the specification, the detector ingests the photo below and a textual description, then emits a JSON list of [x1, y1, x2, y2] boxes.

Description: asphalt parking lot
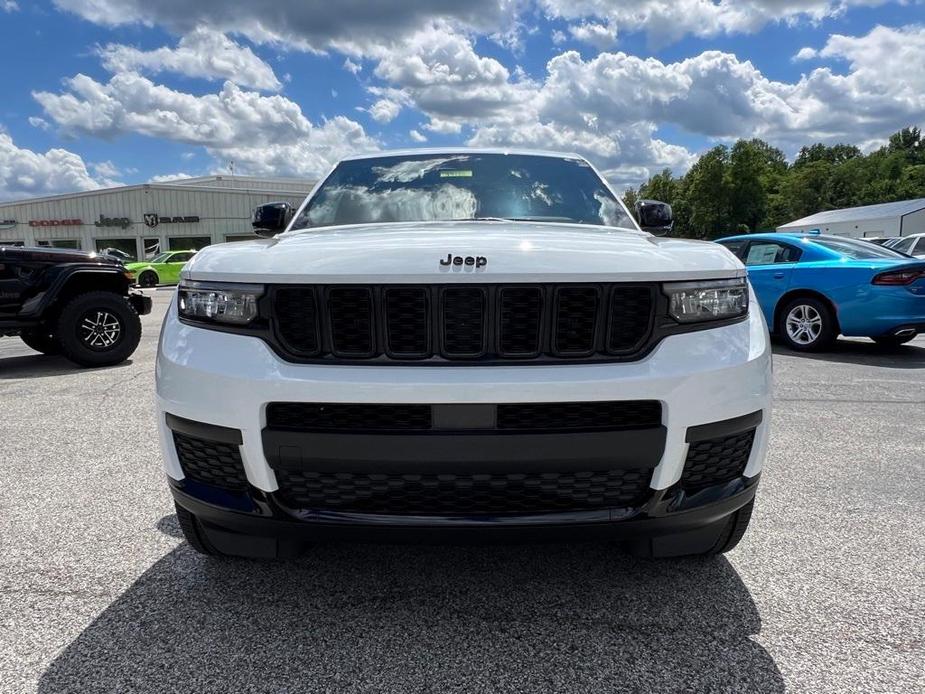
[[1, 290, 923, 694]]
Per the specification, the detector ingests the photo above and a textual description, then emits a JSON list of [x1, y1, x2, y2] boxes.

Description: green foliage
[[624, 126, 925, 238]]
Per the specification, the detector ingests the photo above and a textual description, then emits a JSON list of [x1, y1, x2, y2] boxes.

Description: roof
[[0, 180, 311, 208], [778, 198, 925, 228], [341, 147, 585, 161], [166, 174, 314, 188]]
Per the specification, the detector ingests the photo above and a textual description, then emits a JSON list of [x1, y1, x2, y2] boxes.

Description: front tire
[[628, 500, 755, 558], [55, 291, 142, 367], [138, 270, 158, 288], [175, 504, 224, 556], [778, 297, 836, 351], [20, 329, 60, 355]]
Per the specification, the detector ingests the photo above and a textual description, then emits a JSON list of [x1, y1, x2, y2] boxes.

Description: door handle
[[773, 272, 785, 279]]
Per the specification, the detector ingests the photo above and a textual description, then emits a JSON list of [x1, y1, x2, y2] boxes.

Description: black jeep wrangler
[[0, 246, 152, 367]]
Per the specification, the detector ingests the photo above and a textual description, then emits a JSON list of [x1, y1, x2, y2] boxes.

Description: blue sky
[[1, 0, 923, 200]]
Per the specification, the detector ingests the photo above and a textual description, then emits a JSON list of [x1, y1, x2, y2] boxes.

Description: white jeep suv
[[156, 149, 771, 559]]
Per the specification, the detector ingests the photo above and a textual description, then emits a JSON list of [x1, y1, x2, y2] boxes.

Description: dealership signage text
[[29, 219, 82, 227], [144, 213, 200, 228], [95, 215, 132, 229]]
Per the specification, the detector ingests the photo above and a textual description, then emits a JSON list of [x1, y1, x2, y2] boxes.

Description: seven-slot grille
[[270, 284, 655, 363]]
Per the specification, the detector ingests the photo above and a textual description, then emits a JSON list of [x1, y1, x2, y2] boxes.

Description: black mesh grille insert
[[442, 287, 486, 356], [173, 432, 248, 490], [328, 287, 374, 356], [682, 429, 756, 492], [275, 468, 651, 515], [266, 403, 432, 431], [554, 287, 600, 355], [499, 287, 543, 356], [608, 287, 654, 352], [274, 287, 319, 355], [385, 287, 429, 356], [498, 401, 662, 431]]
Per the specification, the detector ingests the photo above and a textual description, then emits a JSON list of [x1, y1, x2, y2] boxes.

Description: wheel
[[19, 329, 60, 355], [55, 291, 142, 367], [138, 270, 158, 288], [704, 499, 754, 555], [778, 297, 837, 351], [872, 333, 916, 347], [175, 504, 224, 556]]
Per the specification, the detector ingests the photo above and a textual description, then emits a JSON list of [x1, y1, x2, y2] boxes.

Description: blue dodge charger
[[716, 233, 925, 351]]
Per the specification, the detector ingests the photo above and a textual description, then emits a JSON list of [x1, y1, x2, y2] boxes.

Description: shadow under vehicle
[[39, 519, 784, 693]]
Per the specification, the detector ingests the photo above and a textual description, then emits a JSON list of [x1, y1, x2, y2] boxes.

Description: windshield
[[149, 252, 171, 263], [292, 153, 635, 230], [812, 237, 910, 260]]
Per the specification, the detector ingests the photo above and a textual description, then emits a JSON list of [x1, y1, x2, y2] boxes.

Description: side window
[[744, 241, 801, 266], [718, 239, 748, 259], [171, 252, 193, 263], [910, 238, 925, 255], [890, 237, 915, 254]]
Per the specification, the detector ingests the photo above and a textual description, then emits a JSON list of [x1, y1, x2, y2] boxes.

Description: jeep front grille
[[269, 283, 656, 364]]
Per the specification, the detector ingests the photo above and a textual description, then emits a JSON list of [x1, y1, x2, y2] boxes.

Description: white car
[[156, 149, 771, 559], [884, 233, 925, 258]]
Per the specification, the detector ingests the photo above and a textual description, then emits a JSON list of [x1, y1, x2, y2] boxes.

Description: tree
[[684, 146, 731, 239]]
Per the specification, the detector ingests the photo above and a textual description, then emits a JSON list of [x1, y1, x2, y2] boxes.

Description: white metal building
[[0, 175, 315, 260], [777, 198, 925, 239]]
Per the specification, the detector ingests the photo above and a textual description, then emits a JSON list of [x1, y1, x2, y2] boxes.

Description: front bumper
[[156, 295, 771, 540], [128, 290, 152, 316]]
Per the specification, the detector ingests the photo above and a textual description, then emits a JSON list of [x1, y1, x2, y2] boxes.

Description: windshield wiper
[[465, 216, 580, 223]]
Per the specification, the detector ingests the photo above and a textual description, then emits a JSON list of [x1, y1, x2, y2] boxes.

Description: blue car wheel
[[779, 296, 837, 351]]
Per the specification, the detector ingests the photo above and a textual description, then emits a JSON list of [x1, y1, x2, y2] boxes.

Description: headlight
[[178, 281, 262, 325], [664, 277, 748, 323]]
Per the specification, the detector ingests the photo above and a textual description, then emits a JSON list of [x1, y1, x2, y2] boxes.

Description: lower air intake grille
[[497, 401, 662, 431], [275, 468, 652, 515], [681, 429, 755, 492], [266, 403, 432, 432], [173, 432, 248, 490]]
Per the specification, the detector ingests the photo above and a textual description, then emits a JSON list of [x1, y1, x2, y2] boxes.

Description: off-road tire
[[20, 329, 61, 355], [777, 296, 837, 352], [55, 291, 142, 367], [139, 271, 158, 288], [175, 504, 224, 556]]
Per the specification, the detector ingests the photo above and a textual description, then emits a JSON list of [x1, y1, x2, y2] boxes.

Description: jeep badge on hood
[[440, 253, 487, 268]]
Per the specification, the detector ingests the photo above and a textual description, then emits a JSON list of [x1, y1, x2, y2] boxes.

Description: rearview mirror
[[252, 202, 294, 238], [635, 200, 673, 236]]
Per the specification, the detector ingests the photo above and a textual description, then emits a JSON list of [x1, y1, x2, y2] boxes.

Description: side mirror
[[635, 199, 673, 236], [252, 202, 294, 238]]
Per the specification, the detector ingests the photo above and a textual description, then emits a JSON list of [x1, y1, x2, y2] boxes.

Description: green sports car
[[125, 250, 197, 287]]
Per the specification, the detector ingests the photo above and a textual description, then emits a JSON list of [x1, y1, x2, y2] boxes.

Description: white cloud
[[149, 172, 193, 182], [343, 58, 362, 74], [0, 134, 106, 200], [28, 116, 50, 130], [33, 73, 379, 177], [567, 21, 618, 49], [409, 129, 427, 142], [91, 160, 121, 179], [369, 98, 401, 123], [551, 29, 567, 44], [52, 0, 518, 52], [1, 1, 18, 12], [793, 46, 818, 61], [540, 1, 894, 47], [98, 27, 281, 90]]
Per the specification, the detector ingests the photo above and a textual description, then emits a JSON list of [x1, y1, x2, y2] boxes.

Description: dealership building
[[0, 175, 315, 259], [777, 197, 925, 239]]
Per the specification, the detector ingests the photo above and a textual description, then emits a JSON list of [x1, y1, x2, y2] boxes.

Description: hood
[[0, 245, 121, 266], [184, 221, 744, 284]]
